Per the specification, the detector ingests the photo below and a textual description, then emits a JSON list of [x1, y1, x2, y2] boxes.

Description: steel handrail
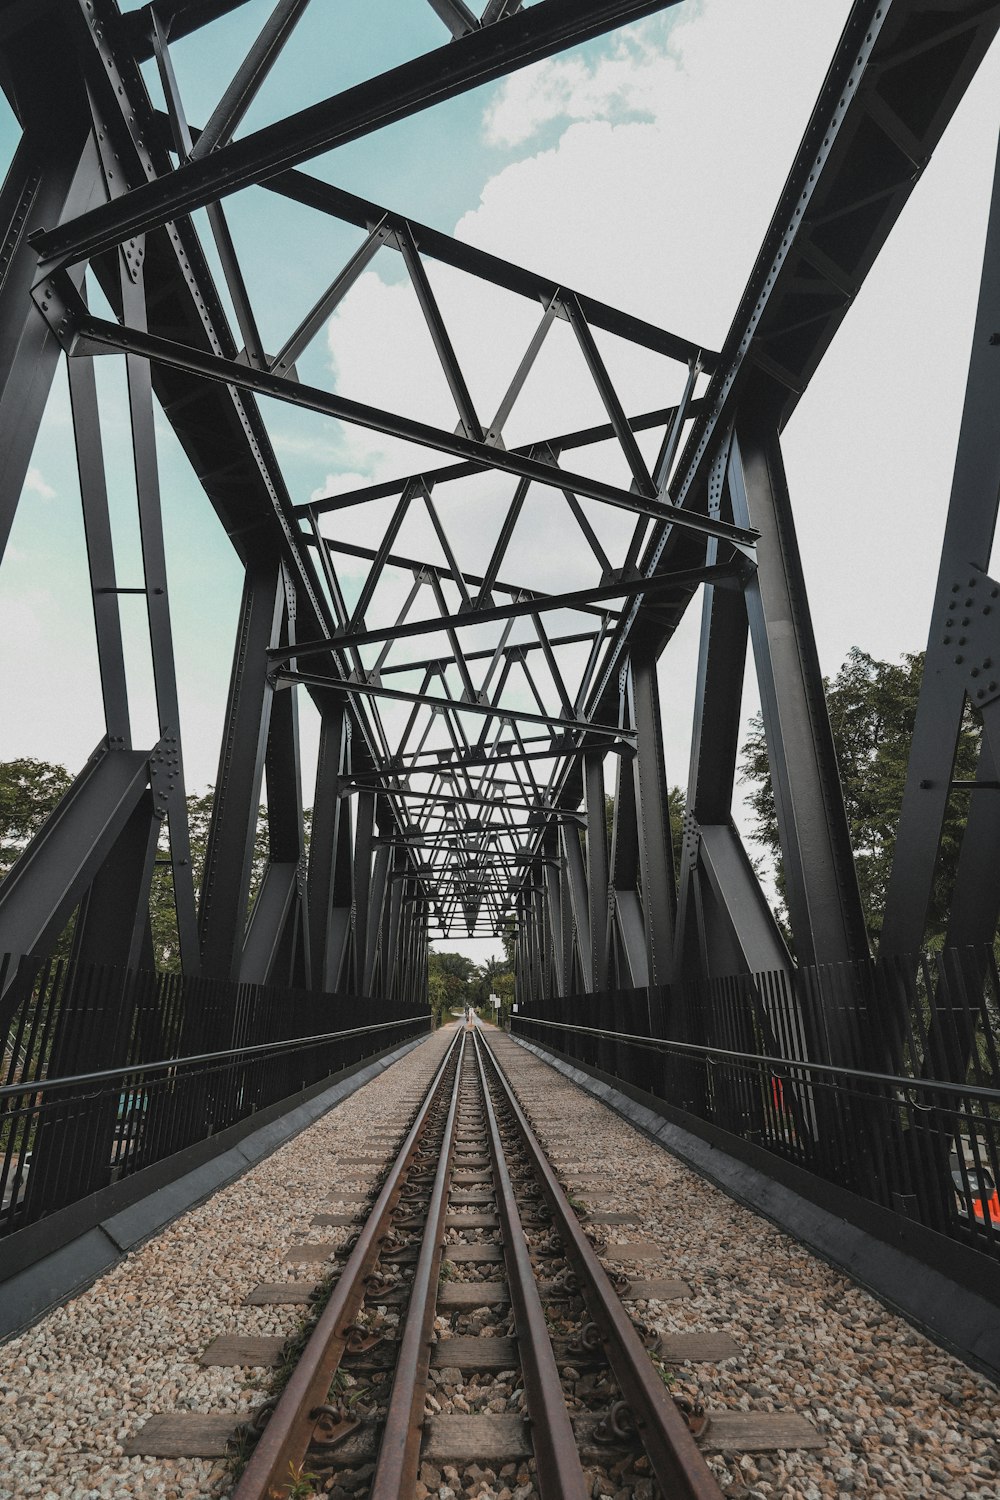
[[0, 1015, 428, 1101], [514, 1016, 1000, 1104]]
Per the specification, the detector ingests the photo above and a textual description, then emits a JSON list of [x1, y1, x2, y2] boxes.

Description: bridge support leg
[[728, 418, 869, 1067], [199, 564, 285, 981], [308, 703, 354, 993], [626, 652, 677, 990], [882, 131, 1000, 966]]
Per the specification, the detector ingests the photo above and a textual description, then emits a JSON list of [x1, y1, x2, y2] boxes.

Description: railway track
[[231, 1023, 723, 1500]]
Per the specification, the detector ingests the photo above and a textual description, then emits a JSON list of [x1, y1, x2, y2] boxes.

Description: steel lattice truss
[[0, 0, 999, 1048]]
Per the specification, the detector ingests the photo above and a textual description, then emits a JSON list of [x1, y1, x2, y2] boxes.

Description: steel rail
[[471, 1027, 589, 1500], [366, 1027, 468, 1498], [477, 1030, 725, 1500], [231, 1027, 463, 1499]]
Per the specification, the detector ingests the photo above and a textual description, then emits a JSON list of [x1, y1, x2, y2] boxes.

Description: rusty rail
[[477, 1028, 725, 1500], [368, 1028, 467, 1497], [472, 1027, 589, 1500], [232, 1027, 463, 1500]]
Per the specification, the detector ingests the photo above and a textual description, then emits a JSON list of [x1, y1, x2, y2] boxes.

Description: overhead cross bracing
[[0, 0, 998, 1028]]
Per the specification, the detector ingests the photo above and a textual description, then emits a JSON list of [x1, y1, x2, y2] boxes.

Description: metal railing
[[512, 950, 1000, 1263], [0, 953, 429, 1237]]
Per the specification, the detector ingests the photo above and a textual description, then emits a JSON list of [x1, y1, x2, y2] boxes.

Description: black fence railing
[[513, 949, 1000, 1263], [0, 953, 429, 1238]]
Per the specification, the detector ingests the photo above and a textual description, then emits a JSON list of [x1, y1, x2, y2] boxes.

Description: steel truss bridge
[[0, 0, 999, 1072]]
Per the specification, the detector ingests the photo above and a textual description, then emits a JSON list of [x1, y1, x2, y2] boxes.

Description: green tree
[[0, 763, 274, 972], [150, 790, 270, 972], [427, 948, 478, 1026], [603, 787, 686, 881], [0, 758, 78, 960], [475, 953, 515, 1024], [739, 648, 981, 948], [0, 758, 74, 880]]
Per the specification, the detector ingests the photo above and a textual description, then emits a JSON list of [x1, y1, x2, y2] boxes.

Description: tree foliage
[[426, 948, 517, 1027], [0, 762, 271, 971], [604, 786, 686, 880], [148, 790, 270, 973], [427, 949, 479, 1026], [740, 648, 981, 947], [0, 758, 74, 880]]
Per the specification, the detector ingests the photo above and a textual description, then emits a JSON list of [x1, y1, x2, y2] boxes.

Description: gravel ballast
[[0, 1029, 452, 1500], [1, 1022, 998, 1499], [488, 1032, 1000, 1500]]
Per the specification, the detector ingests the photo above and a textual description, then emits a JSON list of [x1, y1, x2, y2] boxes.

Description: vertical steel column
[[542, 827, 567, 997], [538, 863, 556, 999], [368, 853, 389, 999], [560, 818, 593, 991], [396, 887, 413, 1007], [530, 882, 547, 1005], [944, 736, 1000, 950], [199, 563, 285, 979], [122, 268, 200, 970], [383, 853, 405, 1003], [241, 686, 310, 986], [626, 653, 676, 987], [71, 790, 159, 971], [728, 423, 869, 986], [882, 130, 1000, 960], [68, 347, 131, 745], [516, 889, 533, 1005], [583, 753, 610, 991], [307, 702, 354, 991], [351, 791, 376, 995], [242, 572, 311, 986], [674, 470, 789, 982], [608, 743, 648, 987], [0, 83, 96, 566], [356, 798, 394, 999], [558, 856, 575, 999]]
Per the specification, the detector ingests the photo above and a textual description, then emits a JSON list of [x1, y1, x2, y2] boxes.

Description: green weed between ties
[[223, 1262, 341, 1487], [283, 1459, 322, 1498]]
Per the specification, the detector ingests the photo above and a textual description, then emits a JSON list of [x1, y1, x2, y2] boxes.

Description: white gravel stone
[[4, 1024, 998, 1499], [490, 1033, 1000, 1500], [0, 1030, 452, 1499]]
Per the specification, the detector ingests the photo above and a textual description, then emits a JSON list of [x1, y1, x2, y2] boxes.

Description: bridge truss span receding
[[0, 0, 999, 1064]]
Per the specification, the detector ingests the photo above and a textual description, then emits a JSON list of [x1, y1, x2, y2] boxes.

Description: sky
[[0, 1, 998, 965]]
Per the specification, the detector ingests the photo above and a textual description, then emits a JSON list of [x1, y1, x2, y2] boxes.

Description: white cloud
[[309, 470, 374, 504], [308, 0, 1000, 895], [313, 0, 858, 745], [7, 0, 996, 947], [456, 1, 855, 346], [482, 21, 673, 148], [24, 467, 55, 501], [323, 0, 857, 489]]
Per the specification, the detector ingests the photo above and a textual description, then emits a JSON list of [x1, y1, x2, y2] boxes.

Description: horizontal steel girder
[[34, 1, 684, 267], [268, 562, 747, 663], [275, 667, 636, 738], [44, 289, 754, 552]]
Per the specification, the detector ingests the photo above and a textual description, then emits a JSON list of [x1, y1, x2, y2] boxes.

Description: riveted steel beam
[[35, 1, 686, 267]]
